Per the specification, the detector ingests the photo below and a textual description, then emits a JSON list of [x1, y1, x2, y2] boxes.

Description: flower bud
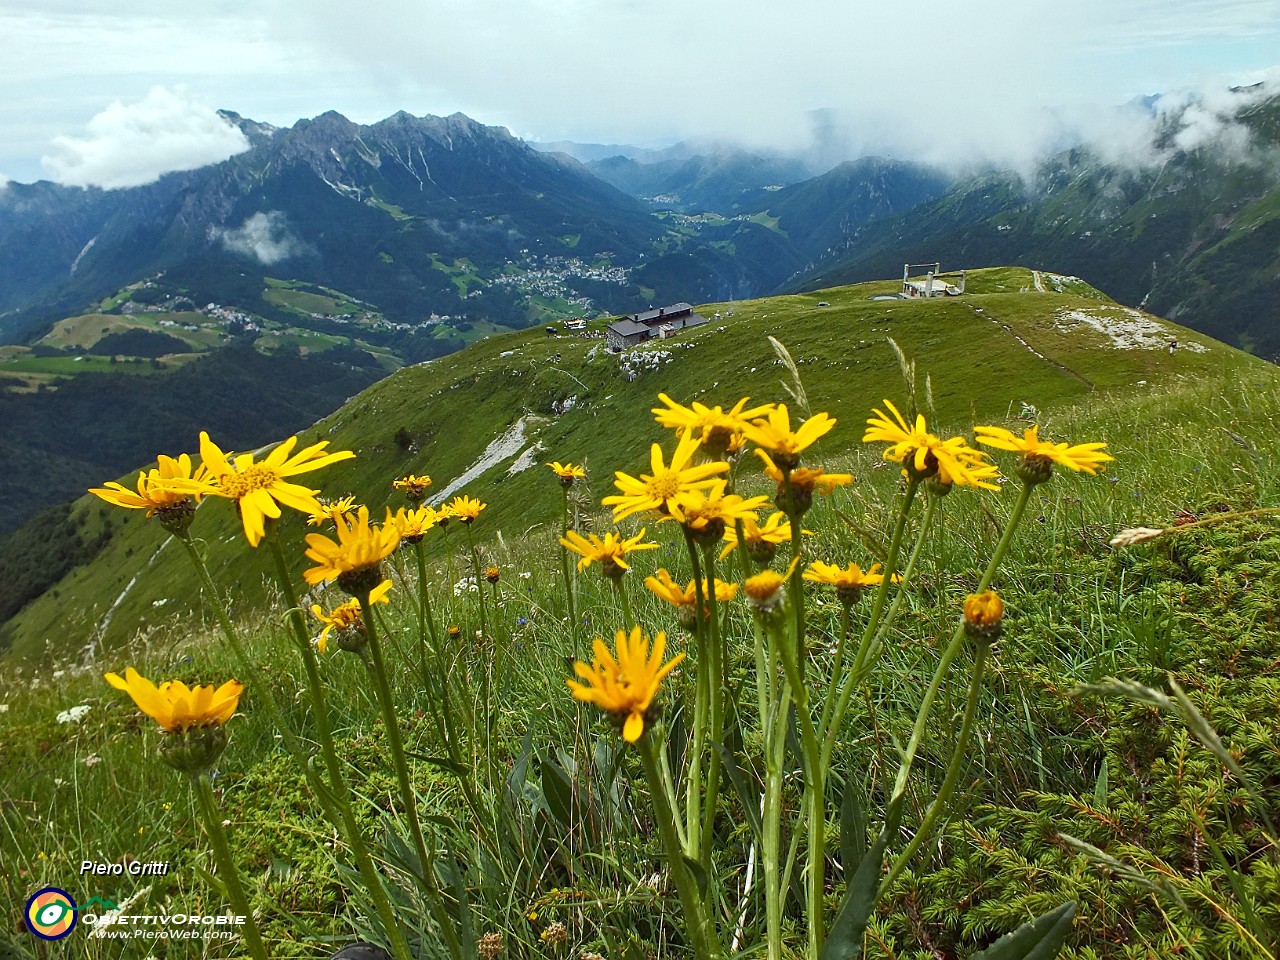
[[337, 564, 386, 598], [1016, 454, 1054, 486], [156, 498, 197, 536], [159, 725, 228, 774], [963, 590, 1003, 642]]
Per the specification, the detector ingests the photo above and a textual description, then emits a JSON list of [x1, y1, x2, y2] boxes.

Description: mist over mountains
[[1, 84, 1279, 545]]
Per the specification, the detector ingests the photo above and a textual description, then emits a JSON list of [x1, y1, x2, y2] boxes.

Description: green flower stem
[[878, 639, 988, 898], [265, 534, 314, 652], [358, 589, 465, 960], [465, 523, 489, 640], [559, 492, 579, 655], [441, 523, 457, 620], [413, 540, 439, 650], [859, 477, 921, 653], [264, 536, 413, 960], [819, 479, 922, 767], [657, 736, 690, 852], [781, 471, 807, 676], [189, 773, 270, 960], [637, 733, 725, 960], [866, 482, 1032, 904], [767, 612, 825, 959], [357, 592, 430, 868], [760, 674, 792, 960], [977, 480, 1034, 592], [735, 520, 773, 726], [699, 541, 726, 880], [821, 490, 937, 761], [175, 535, 311, 770], [684, 531, 710, 860], [613, 576, 636, 633]]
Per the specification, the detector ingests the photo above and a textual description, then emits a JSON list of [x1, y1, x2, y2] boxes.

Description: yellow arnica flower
[[393, 474, 433, 502], [740, 404, 836, 468], [567, 627, 685, 742], [974, 425, 1114, 477], [603, 433, 729, 521], [311, 579, 393, 653], [303, 505, 401, 591], [387, 504, 441, 543], [665, 481, 770, 539], [547, 461, 586, 483], [803, 560, 898, 588], [645, 568, 740, 606], [447, 495, 487, 523], [560, 528, 659, 577], [307, 495, 358, 526], [104, 667, 242, 733], [198, 431, 355, 547], [90, 454, 213, 516], [756, 450, 853, 494], [644, 569, 738, 626], [805, 560, 899, 604], [651, 394, 775, 455], [719, 511, 799, 561], [863, 400, 997, 490]]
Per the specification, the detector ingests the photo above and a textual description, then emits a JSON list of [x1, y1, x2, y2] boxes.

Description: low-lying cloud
[[41, 86, 249, 189], [1072, 79, 1279, 173], [219, 211, 306, 265]]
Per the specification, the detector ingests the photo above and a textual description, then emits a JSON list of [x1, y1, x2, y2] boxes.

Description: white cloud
[[40, 86, 249, 189], [0, 2, 1276, 183], [1072, 80, 1278, 172], [219, 212, 306, 265], [261, 0, 1280, 174]]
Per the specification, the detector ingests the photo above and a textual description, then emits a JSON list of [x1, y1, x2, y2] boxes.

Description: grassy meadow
[[1, 270, 1278, 959]]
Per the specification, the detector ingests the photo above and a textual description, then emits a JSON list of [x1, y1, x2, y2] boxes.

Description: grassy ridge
[[1, 268, 1262, 661], [1, 331, 1278, 956]]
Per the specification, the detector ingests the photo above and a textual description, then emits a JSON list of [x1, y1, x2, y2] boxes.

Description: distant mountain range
[[2, 90, 1280, 543], [791, 92, 1280, 356]]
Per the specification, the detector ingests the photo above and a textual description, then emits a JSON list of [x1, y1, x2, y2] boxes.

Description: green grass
[[367, 197, 413, 221], [2, 356, 1279, 956], [262, 286, 360, 317], [2, 270, 1263, 660], [2, 269, 1279, 958], [0, 355, 173, 376]]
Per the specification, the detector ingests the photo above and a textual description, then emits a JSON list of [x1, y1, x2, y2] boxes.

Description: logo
[[25, 887, 78, 941]]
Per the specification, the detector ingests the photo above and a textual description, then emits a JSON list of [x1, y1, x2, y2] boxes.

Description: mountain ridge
[[2, 267, 1267, 660]]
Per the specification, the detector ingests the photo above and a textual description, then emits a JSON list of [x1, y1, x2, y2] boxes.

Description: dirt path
[[1031, 269, 1046, 293], [962, 302, 1093, 390]]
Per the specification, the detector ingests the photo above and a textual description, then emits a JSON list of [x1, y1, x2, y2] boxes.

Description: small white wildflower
[[453, 577, 479, 596], [54, 778, 66, 788], [52, 669, 65, 679], [83, 753, 102, 767], [56, 704, 91, 724], [0, 704, 9, 714]]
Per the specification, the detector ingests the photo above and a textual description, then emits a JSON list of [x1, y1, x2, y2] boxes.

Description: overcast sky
[[2, 0, 1278, 187]]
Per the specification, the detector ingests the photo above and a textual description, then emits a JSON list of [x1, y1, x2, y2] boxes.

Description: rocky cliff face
[[0, 109, 660, 341]]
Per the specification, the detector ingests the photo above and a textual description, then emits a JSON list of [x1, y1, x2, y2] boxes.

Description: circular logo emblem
[[25, 887, 78, 941]]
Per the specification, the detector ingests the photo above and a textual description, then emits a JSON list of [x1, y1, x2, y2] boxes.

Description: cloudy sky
[[2, 0, 1278, 187]]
